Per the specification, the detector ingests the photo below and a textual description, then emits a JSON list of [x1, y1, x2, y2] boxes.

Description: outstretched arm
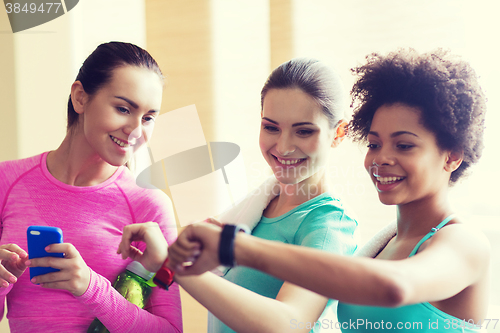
[[119, 221, 337, 333], [177, 273, 328, 333], [170, 222, 489, 308]]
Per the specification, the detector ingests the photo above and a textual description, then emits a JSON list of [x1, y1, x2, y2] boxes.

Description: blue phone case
[[27, 226, 64, 280]]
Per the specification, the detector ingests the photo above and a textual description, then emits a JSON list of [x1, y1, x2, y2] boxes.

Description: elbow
[[378, 273, 413, 307], [367, 264, 413, 307], [382, 279, 407, 307]]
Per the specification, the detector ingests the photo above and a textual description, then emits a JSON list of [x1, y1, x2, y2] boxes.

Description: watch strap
[[219, 224, 250, 267], [153, 260, 175, 290]]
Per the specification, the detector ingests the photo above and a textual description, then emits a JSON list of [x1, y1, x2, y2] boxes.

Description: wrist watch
[[153, 259, 175, 290], [219, 224, 250, 267]]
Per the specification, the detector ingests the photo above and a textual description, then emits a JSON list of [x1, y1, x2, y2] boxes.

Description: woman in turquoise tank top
[[119, 58, 358, 333], [120, 48, 490, 332]]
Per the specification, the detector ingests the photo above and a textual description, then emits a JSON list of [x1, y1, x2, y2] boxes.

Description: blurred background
[[1, 0, 499, 332]]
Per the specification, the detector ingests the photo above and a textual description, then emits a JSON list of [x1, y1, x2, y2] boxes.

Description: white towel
[[218, 176, 280, 231], [354, 221, 397, 258], [212, 176, 280, 275]]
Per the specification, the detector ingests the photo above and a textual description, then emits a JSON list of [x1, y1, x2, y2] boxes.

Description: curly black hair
[[348, 48, 486, 184]]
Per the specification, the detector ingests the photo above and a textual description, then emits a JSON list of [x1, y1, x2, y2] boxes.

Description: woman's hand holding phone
[[27, 226, 90, 297], [28, 243, 90, 297]]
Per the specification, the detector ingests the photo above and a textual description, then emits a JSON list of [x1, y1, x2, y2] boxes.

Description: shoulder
[[301, 194, 357, 229], [428, 219, 490, 252], [425, 219, 490, 270], [0, 153, 43, 191], [0, 153, 42, 178], [294, 194, 358, 254]]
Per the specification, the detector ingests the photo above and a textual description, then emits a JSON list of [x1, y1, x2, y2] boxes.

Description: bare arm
[[176, 273, 328, 333], [233, 224, 489, 306], [119, 222, 330, 333], [171, 222, 489, 307]]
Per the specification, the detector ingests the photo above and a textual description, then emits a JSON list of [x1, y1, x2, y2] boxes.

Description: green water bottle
[[87, 261, 155, 333]]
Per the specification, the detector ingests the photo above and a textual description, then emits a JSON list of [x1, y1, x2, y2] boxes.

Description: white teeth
[[376, 176, 404, 185], [111, 136, 130, 148], [276, 157, 304, 165]]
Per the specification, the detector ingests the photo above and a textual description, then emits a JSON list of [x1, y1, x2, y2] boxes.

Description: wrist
[[218, 224, 250, 267], [233, 232, 250, 267], [153, 259, 175, 290]]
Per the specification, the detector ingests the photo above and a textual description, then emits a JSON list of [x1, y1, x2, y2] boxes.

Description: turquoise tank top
[[337, 215, 480, 332], [208, 193, 358, 333]]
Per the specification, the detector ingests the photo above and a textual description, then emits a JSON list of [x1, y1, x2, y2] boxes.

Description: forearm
[[78, 268, 182, 333], [176, 272, 324, 333], [234, 233, 405, 306]]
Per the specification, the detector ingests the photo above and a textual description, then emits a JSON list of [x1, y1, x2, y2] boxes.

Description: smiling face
[[364, 103, 454, 206], [260, 88, 338, 186], [78, 66, 163, 167]]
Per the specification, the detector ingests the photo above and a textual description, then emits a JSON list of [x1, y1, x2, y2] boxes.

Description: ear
[[331, 120, 348, 148], [70, 81, 87, 115], [444, 150, 463, 172]]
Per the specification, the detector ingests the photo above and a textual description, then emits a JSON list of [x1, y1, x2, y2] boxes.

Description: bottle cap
[[126, 261, 155, 280]]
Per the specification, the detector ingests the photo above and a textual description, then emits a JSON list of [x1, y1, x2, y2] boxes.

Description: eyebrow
[[262, 117, 315, 127], [368, 131, 419, 138], [115, 96, 159, 114]]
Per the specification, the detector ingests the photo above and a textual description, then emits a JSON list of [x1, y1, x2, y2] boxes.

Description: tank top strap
[[408, 214, 456, 257]]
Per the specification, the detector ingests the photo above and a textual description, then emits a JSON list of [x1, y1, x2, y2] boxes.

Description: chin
[[111, 160, 128, 168], [274, 175, 294, 184], [379, 198, 397, 206], [102, 154, 129, 168], [273, 174, 300, 185], [377, 193, 404, 206], [106, 160, 126, 168]]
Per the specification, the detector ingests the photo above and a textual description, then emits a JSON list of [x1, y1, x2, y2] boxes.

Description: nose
[[371, 147, 395, 167], [124, 117, 143, 141], [276, 133, 296, 156]]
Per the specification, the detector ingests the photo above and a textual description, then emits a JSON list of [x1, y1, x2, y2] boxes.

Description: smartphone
[[27, 226, 64, 280]]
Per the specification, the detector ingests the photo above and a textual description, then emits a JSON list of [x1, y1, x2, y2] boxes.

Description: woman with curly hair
[[334, 48, 488, 331], [119, 48, 489, 332]]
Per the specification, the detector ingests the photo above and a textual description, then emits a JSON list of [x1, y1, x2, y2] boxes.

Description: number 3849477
[[5, 2, 62, 14]]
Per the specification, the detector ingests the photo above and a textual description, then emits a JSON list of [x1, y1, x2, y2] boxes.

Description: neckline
[[260, 192, 333, 223], [40, 151, 125, 192], [408, 214, 456, 257]]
